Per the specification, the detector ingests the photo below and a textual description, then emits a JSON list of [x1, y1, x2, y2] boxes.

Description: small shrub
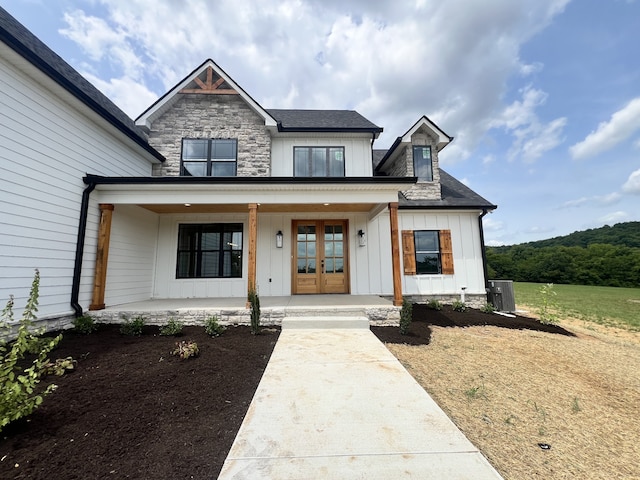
[[159, 318, 183, 336], [248, 288, 261, 335], [537, 283, 559, 325], [480, 302, 496, 314], [43, 357, 77, 376], [172, 340, 199, 359], [452, 300, 467, 312], [399, 298, 413, 335], [426, 299, 442, 311], [73, 315, 98, 334], [1, 270, 61, 432], [204, 315, 225, 337], [120, 316, 146, 336]]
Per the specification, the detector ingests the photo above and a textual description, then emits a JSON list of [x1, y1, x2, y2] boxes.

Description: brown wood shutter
[[402, 230, 416, 275], [439, 230, 454, 274]]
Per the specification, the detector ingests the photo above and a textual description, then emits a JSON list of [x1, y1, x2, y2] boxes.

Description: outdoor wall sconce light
[[357, 229, 366, 247], [275, 230, 283, 248]]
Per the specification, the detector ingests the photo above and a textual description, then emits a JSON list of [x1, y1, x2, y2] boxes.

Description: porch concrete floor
[[102, 295, 394, 312]]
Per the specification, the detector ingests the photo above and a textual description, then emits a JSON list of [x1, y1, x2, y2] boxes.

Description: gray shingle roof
[[399, 169, 496, 210], [267, 109, 382, 133], [0, 7, 164, 162]]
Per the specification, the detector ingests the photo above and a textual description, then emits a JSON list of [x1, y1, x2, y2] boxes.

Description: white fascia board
[[93, 182, 406, 205], [400, 116, 452, 150]]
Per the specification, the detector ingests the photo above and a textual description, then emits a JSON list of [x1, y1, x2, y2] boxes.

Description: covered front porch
[[88, 294, 400, 326]]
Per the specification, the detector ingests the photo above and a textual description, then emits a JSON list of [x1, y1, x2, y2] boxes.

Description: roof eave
[[0, 17, 165, 163]]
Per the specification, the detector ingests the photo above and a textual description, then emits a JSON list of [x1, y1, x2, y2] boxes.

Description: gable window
[[412, 146, 433, 181], [181, 139, 237, 176], [402, 230, 454, 275], [177, 223, 243, 278], [294, 147, 345, 177]]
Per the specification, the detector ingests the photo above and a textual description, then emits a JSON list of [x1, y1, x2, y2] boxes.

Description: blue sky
[[3, 0, 639, 245]]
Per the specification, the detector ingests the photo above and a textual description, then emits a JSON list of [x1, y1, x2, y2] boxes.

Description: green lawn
[[514, 282, 640, 331]]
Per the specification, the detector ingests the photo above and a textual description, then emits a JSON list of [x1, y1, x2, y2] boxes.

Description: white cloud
[[483, 217, 504, 231], [598, 211, 629, 223], [595, 192, 622, 205], [525, 225, 555, 235], [557, 192, 623, 210], [83, 73, 158, 118], [56, 0, 570, 154], [490, 86, 567, 163], [622, 168, 640, 194], [570, 97, 640, 160], [558, 197, 588, 209], [482, 154, 496, 165], [519, 61, 543, 76]]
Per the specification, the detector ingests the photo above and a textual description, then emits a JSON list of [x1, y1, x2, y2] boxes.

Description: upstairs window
[[412, 145, 433, 181], [181, 139, 237, 176], [294, 147, 345, 177], [177, 223, 243, 278]]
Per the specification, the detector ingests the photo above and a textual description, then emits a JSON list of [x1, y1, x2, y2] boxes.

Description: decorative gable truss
[[179, 66, 239, 95]]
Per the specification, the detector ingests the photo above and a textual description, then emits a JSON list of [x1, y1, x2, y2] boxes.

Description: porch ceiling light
[[323, 203, 330, 206], [184, 203, 191, 207], [276, 230, 283, 248]]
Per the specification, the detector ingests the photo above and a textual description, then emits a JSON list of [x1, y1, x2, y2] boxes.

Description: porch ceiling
[[139, 203, 378, 214]]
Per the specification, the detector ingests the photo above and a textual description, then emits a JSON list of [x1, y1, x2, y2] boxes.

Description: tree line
[[486, 222, 640, 288]]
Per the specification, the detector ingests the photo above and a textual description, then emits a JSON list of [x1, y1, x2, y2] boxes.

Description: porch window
[[177, 223, 243, 278], [402, 230, 454, 275], [412, 145, 433, 181], [181, 139, 237, 176], [294, 147, 345, 177]]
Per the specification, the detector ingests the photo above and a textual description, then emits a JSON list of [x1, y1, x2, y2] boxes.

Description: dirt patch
[[373, 306, 640, 480], [0, 325, 279, 480]]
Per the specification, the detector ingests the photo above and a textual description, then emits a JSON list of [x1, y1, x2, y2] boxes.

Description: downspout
[[71, 181, 96, 317], [478, 209, 490, 299]]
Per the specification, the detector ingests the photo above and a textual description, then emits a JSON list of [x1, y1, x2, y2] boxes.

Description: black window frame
[[176, 223, 243, 279], [414, 230, 441, 274], [412, 145, 433, 182], [293, 146, 346, 177], [180, 138, 237, 177]]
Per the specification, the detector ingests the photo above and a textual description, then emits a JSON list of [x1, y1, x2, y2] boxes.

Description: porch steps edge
[[282, 316, 370, 330]]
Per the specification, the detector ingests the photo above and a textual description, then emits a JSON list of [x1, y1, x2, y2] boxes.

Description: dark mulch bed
[[0, 325, 279, 480], [1, 306, 573, 479], [371, 304, 575, 346]]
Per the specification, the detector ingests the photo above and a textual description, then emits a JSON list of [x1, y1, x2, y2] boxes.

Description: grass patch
[[514, 282, 640, 331]]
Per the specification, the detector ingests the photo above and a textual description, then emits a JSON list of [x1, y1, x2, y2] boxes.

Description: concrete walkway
[[218, 327, 504, 479]]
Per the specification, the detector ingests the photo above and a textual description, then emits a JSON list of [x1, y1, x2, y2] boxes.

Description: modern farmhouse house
[[0, 6, 496, 326]]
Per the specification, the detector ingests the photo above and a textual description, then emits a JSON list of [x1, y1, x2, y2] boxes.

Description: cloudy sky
[[4, 0, 640, 245]]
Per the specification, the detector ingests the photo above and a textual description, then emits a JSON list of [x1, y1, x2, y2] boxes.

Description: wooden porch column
[[89, 204, 114, 311], [389, 202, 403, 307], [247, 203, 258, 300]]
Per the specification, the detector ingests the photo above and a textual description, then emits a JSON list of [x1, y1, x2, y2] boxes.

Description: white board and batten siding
[[153, 213, 248, 299], [102, 205, 159, 307], [0, 51, 154, 320], [270, 136, 373, 176], [399, 210, 486, 295]]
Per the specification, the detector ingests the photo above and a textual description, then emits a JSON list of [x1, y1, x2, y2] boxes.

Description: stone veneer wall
[[149, 94, 271, 177]]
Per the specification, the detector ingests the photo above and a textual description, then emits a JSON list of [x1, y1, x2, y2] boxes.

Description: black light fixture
[[357, 229, 366, 247], [276, 230, 283, 248]]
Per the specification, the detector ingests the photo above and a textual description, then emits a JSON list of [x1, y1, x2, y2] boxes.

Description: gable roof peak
[[135, 58, 277, 130]]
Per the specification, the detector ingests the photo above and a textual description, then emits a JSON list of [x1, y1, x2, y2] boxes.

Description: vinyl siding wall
[[0, 52, 153, 319], [270, 136, 373, 177], [399, 210, 486, 295], [103, 205, 159, 306]]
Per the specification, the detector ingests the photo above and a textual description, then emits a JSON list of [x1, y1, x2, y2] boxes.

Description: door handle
[[321, 259, 325, 274]]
